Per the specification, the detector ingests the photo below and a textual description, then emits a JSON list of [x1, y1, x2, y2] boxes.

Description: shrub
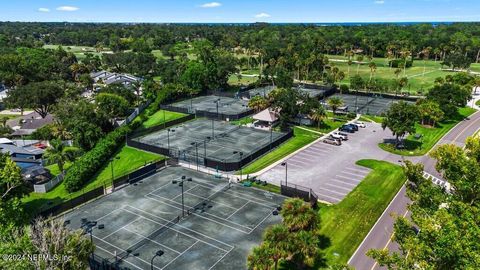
[[339, 84, 349, 93], [389, 59, 413, 68], [63, 125, 132, 192]]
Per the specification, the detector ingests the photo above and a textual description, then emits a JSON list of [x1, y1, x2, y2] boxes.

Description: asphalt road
[[349, 110, 480, 270]]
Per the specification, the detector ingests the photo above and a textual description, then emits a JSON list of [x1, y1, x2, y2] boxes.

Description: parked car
[[323, 137, 341, 146], [331, 131, 348, 141], [353, 121, 366, 128], [347, 123, 359, 131], [339, 125, 355, 133]]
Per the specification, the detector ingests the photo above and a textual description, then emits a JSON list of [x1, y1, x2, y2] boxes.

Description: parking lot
[[259, 122, 396, 203]]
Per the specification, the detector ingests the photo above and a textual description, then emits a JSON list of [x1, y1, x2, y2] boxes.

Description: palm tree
[[263, 225, 292, 270], [347, 59, 353, 77], [368, 62, 377, 82], [422, 47, 432, 77], [247, 245, 273, 270], [44, 139, 80, 173], [327, 97, 345, 115], [356, 55, 364, 75], [248, 95, 269, 112], [400, 50, 411, 77], [291, 231, 320, 268], [398, 77, 409, 95], [309, 106, 327, 129], [280, 198, 319, 232]]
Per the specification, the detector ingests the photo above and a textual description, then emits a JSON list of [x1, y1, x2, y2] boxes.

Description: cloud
[[56, 6, 80, 11], [38, 8, 50, 12], [200, 2, 222, 8], [374, 0, 385, 4], [255, 13, 271, 18]]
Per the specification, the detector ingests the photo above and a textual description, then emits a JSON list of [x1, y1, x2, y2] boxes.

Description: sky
[[1, 0, 479, 23]]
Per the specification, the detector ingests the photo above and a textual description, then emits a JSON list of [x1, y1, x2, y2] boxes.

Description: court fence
[[280, 181, 318, 208], [128, 128, 294, 172], [36, 159, 167, 218], [159, 104, 254, 121], [130, 113, 196, 138]]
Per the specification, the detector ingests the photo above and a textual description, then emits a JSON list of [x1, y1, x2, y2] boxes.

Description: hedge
[[63, 125, 132, 192]]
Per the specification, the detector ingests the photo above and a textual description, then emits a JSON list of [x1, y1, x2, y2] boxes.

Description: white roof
[[0, 138, 13, 144], [252, 108, 279, 123]]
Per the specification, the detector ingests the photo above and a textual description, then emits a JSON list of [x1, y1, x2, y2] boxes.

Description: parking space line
[[324, 182, 353, 192], [344, 167, 370, 174], [316, 193, 342, 203], [291, 155, 315, 163], [286, 159, 309, 167], [340, 171, 368, 177], [295, 151, 322, 159], [316, 187, 347, 197], [329, 178, 357, 187], [335, 175, 362, 184]]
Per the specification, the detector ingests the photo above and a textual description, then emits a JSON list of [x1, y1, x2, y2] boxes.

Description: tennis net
[[116, 215, 180, 261], [188, 183, 230, 215]]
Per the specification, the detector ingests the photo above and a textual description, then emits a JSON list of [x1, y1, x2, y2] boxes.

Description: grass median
[[379, 107, 476, 156], [318, 159, 406, 266], [23, 145, 165, 215], [240, 127, 320, 175]]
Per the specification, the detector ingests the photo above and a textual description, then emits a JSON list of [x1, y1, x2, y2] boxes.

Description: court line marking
[[102, 217, 142, 240], [93, 234, 160, 270], [124, 206, 233, 251], [171, 184, 200, 200], [160, 240, 200, 270], [94, 244, 143, 270], [123, 227, 182, 255], [208, 246, 234, 270], [192, 180, 279, 208], [95, 208, 123, 222], [146, 194, 252, 234], [183, 191, 238, 210], [226, 201, 250, 219]]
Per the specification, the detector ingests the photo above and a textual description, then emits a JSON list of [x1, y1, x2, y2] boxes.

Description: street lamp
[[150, 250, 164, 270], [281, 161, 288, 186], [167, 129, 175, 150], [172, 176, 193, 217], [110, 156, 120, 184], [81, 219, 97, 267], [214, 98, 221, 118]]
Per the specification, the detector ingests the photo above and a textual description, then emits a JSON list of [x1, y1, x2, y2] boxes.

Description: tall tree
[[382, 101, 419, 147]]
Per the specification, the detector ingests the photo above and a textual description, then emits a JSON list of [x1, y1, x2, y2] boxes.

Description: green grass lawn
[[318, 159, 406, 266], [379, 107, 477, 156], [0, 114, 20, 120], [476, 100, 480, 106], [241, 127, 320, 175], [301, 118, 347, 134], [45, 162, 72, 176], [230, 116, 254, 126], [359, 115, 384, 124], [325, 54, 463, 94], [22, 146, 164, 215], [141, 110, 187, 129], [228, 74, 259, 86]]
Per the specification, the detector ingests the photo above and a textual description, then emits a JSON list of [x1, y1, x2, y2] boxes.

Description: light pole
[[110, 156, 120, 185], [281, 161, 288, 186], [172, 176, 193, 217], [81, 220, 97, 267], [167, 128, 175, 150], [214, 98, 221, 118], [150, 250, 164, 270]]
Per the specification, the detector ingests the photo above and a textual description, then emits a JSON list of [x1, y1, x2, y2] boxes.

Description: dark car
[[339, 125, 355, 133], [347, 123, 359, 131]]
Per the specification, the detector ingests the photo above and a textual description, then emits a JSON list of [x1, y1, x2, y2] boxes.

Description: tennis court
[[130, 119, 291, 171], [326, 94, 415, 115], [64, 167, 285, 270], [248, 85, 327, 99], [166, 96, 252, 120]]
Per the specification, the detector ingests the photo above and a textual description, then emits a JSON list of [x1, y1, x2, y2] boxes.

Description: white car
[[353, 121, 366, 128], [331, 132, 348, 141]]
